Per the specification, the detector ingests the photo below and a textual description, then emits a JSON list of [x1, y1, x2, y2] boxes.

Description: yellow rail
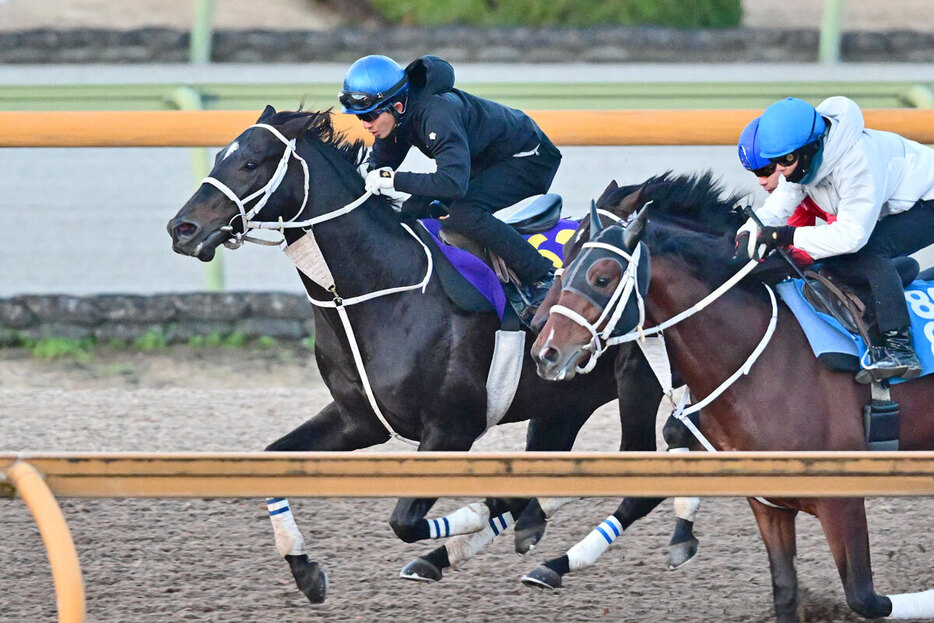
[[2, 109, 934, 147], [4, 451, 934, 498], [4, 461, 85, 623], [5, 450, 934, 623]]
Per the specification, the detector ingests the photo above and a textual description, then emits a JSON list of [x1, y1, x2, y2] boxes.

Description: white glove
[[364, 167, 395, 195], [734, 216, 764, 261]]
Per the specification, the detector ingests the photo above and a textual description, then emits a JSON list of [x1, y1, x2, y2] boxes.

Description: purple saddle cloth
[[419, 218, 579, 320]]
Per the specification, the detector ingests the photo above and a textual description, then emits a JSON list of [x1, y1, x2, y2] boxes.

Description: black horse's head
[[167, 106, 361, 261]]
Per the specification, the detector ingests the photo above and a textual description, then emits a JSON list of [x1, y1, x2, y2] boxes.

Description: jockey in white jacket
[[736, 96, 934, 383]]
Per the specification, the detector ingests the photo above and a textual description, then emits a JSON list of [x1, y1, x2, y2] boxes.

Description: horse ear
[[594, 180, 619, 208], [614, 184, 646, 218], [257, 105, 277, 124], [623, 202, 651, 251], [589, 199, 604, 234]]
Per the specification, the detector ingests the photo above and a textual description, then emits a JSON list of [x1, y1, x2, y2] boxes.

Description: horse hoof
[[285, 554, 328, 604], [521, 565, 562, 590], [399, 557, 442, 582], [515, 527, 544, 555], [667, 536, 699, 571]]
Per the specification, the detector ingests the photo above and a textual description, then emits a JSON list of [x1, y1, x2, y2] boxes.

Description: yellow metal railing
[[2, 109, 934, 148]]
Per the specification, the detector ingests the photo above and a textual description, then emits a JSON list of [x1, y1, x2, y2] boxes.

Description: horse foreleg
[[389, 424, 477, 543], [749, 499, 800, 623], [662, 409, 702, 570], [515, 415, 589, 554], [400, 498, 525, 582], [815, 498, 929, 619], [263, 400, 386, 604], [521, 497, 663, 590]]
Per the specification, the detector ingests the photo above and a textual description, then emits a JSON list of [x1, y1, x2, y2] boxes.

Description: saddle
[[800, 256, 921, 347], [438, 193, 562, 284]]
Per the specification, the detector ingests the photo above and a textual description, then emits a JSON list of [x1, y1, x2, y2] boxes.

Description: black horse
[[167, 107, 673, 602]]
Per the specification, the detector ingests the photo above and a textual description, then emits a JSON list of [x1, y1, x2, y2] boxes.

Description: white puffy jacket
[[755, 96, 934, 260]]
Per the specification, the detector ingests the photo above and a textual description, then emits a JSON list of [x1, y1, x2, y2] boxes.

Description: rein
[[547, 225, 779, 452], [202, 123, 432, 445]]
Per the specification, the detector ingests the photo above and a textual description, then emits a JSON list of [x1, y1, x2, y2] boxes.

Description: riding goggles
[[768, 152, 799, 167], [338, 76, 408, 114], [355, 107, 391, 122], [752, 163, 777, 178]]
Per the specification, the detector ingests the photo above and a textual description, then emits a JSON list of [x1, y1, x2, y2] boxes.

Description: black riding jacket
[[368, 55, 545, 201]]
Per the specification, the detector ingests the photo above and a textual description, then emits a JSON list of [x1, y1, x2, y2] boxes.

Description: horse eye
[[244, 161, 258, 171], [594, 276, 611, 288]]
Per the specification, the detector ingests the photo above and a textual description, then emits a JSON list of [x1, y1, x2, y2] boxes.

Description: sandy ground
[[1, 346, 933, 623], [0, 0, 931, 32]]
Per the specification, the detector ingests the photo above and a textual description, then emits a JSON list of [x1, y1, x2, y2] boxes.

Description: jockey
[[737, 116, 836, 266], [735, 97, 934, 383], [338, 54, 562, 322]]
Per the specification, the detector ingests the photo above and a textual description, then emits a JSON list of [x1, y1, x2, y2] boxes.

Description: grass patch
[[132, 329, 168, 351], [29, 337, 94, 362]]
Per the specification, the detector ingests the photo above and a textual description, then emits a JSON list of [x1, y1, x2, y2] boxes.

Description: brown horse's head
[[532, 201, 650, 381], [532, 181, 648, 380]]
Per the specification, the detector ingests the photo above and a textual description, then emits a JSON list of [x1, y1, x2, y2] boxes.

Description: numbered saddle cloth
[[777, 278, 934, 384], [416, 217, 578, 320]]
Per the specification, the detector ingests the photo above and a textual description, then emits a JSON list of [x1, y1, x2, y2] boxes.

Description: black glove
[[756, 225, 796, 259]]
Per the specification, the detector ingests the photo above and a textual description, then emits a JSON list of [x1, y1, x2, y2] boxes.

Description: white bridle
[[200, 122, 431, 445], [543, 219, 779, 452]]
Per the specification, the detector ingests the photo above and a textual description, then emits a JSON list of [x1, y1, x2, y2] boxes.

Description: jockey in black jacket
[[338, 54, 562, 321]]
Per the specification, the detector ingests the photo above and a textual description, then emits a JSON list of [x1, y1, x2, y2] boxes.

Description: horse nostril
[[541, 347, 558, 364], [174, 221, 198, 239]]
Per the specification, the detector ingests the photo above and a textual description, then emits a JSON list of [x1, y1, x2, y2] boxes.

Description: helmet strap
[[786, 134, 825, 184]]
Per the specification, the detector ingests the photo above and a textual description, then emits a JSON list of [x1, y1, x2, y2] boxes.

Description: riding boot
[[510, 269, 556, 327], [882, 327, 922, 380], [855, 327, 921, 384]]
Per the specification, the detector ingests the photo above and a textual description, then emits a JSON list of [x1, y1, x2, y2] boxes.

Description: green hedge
[[367, 0, 742, 28]]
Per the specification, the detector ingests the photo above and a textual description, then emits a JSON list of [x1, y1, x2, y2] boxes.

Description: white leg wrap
[[673, 496, 701, 522], [566, 515, 623, 572], [445, 512, 514, 568], [887, 589, 934, 619], [266, 497, 306, 557], [539, 497, 578, 519], [428, 502, 491, 539]]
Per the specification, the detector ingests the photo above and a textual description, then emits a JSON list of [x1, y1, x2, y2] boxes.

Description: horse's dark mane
[[625, 172, 787, 288], [269, 108, 397, 214], [270, 108, 368, 168]]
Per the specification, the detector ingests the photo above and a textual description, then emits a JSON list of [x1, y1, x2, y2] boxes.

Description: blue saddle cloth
[[419, 218, 578, 320], [776, 278, 934, 384]]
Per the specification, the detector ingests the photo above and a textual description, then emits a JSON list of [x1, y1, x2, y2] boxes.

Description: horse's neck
[[294, 151, 428, 301], [645, 257, 779, 441]]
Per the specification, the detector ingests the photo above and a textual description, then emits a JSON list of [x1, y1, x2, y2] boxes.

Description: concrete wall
[[1, 27, 932, 64], [0, 293, 314, 345]]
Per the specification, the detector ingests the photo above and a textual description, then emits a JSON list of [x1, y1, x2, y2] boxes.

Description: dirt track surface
[[2, 347, 933, 623]]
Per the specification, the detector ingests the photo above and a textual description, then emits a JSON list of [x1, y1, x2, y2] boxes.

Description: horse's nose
[[168, 216, 200, 242]]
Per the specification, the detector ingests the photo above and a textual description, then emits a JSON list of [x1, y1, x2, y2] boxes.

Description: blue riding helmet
[[757, 97, 826, 159], [737, 117, 771, 173], [338, 55, 409, 115]]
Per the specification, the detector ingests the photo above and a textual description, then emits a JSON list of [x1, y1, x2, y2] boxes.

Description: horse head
[[167, 106, 343, 261], [532, 203, 650, 381], [529, 180, 647, 332]]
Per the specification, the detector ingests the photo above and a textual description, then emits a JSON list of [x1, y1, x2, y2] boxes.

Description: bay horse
[[531, 173, 934, 621], [167, 106, 670, 602]]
